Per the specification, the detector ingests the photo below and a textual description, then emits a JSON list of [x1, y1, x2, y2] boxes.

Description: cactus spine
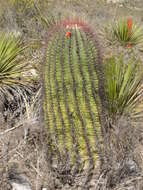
[[43, 19, 106, 166]]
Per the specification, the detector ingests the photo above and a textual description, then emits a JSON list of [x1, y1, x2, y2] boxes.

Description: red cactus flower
[[66, 31, 71, 38]]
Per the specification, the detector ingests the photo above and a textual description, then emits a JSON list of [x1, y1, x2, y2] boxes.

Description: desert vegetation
[[1, 0, 143, 190]]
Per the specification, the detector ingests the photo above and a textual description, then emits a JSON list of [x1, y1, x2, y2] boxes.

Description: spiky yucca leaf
[[105, 56, 143, 120], [43, 19, 106, 167]]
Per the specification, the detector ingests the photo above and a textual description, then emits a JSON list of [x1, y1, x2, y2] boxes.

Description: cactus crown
[[43, 18, 106, 167]]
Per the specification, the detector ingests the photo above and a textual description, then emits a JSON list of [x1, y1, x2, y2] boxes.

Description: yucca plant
[[104, 56, 143, 121], [111, 18, 143, 47], [103, 57, 143, 187], [0, 34, 28, 84], [0, 33, 33, 114], [43, 18, 107, 169]]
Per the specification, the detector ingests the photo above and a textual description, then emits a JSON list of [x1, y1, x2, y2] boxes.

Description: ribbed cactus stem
[[43, 18, 106, 167]]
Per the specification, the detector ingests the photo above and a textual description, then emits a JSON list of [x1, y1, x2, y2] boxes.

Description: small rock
[[106, 0, 125, 3], [11, 182, 31, 190]]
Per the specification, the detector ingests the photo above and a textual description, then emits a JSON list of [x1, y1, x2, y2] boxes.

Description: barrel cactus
[[42, 18, 106, 168]]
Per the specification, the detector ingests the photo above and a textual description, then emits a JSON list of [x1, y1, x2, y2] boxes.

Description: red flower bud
[[66, 31, 71, 38]]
